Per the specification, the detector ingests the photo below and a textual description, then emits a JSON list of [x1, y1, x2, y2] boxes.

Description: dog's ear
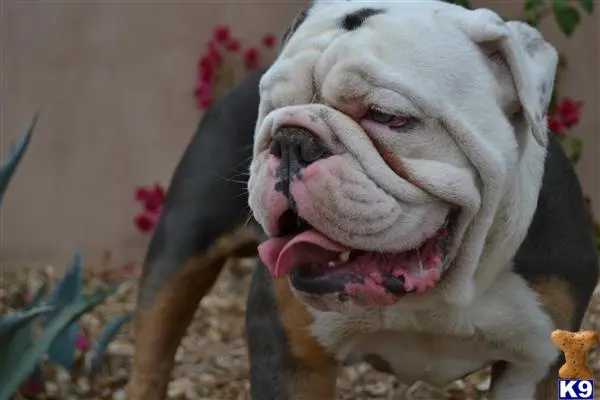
[[280, 3, 314, 52], [452, 8, 558, 146]]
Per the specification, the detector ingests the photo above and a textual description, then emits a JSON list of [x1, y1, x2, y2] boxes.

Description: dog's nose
[[270, 126, 331, 168]]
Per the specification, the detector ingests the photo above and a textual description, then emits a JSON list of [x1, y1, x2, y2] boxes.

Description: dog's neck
[[473, 123, 548, 298]]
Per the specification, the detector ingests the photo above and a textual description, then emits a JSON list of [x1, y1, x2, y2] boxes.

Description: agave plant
[[0, 116, 132, 400]]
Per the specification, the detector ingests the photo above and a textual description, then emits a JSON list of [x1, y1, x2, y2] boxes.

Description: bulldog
[[126, 1, 599, 400]]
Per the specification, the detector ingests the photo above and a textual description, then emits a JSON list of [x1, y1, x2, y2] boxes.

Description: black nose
[[271, 127, 332, 205], [270, 126, 331, 168]]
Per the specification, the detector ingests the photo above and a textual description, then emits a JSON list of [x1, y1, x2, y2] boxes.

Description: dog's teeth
[[339, 252, 351, 263], [328, 261, 336, 267]]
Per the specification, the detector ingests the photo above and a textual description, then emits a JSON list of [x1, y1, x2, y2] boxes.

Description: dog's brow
[[340, 7, 385, 31]]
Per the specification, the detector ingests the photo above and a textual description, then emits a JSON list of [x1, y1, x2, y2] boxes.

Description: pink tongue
[[258, 230, 351, 278]]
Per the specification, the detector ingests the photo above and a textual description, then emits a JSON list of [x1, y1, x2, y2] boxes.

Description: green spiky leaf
[[86, 313, 132, 377], [0, 114, 37, 206], [0, 287, 116, 400], [26, 283, 48, 312], [553, 2, 581, 37], [0, 305, 53, 382], [3, 283, 50, 391], [0, 306, 53, 350], [44, 251, 84, 371]]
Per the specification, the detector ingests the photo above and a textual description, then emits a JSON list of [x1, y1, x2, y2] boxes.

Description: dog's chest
[[341, 331, 497, 387], [308, 271, 557, 388]]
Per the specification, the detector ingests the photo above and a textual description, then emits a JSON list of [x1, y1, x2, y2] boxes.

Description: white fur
[[248, 0, 559, 396], [308, 270, 558, 398]]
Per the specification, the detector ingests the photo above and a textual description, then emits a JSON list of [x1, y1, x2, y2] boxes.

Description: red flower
[[198, 89, 213, 109], [199, 67, 214, 84], [207, 41, 222, 64], [135, 184, 165, 210], [213, 25, 230, 44], [135, 187, 151, 202], [226, 38, 241, 52], [135, 211, 158, 233], [198, 54, 215, 82], [548, 116, 566, 136], [262, 34, 277, 49], [556, 98, 583, 128], [194, 80, 211, 96], [584, 195, 592, 206], [134, 184, 165, 233], [244, 47, 260, 70], [144, 194, 162, 213]]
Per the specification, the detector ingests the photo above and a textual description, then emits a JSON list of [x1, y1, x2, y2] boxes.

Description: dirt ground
[[3, 259, 600, 400]]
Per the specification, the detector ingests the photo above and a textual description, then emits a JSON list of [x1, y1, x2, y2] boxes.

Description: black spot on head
[[341, 7, 384, 31]]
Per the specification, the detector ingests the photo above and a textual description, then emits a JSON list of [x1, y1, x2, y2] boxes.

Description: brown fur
[[533, 278, 580, 399], [533, 278, 576, 333], [126, 228, 259, 400], [273, 278, 338, 399]]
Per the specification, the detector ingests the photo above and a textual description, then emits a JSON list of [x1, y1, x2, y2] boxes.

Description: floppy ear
[[279, 3, 314, 52], [452, 8, 558, 146]]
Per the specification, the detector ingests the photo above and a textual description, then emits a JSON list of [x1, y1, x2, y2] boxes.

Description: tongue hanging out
[[258, 224, 450, 305]]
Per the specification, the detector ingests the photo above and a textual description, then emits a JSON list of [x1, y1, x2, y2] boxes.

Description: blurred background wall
[[1, 0, 598, 269]]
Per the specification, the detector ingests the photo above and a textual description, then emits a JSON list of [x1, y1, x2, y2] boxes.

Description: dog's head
[[248, 0, 558, 313]]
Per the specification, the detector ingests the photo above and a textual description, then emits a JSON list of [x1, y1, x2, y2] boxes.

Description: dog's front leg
[[246, 262, 338, 400], [489, 361, 547, 400], [489, 342, 559, 400]]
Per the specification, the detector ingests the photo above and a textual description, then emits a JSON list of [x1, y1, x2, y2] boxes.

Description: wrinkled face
[[248, 1, 556, 313]]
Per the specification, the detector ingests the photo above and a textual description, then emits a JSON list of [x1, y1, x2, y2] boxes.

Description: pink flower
[[226, 38, 241, 52], [76, 331, 90, 351], [548, 116, 566, 136], [262, 34, 276, 49], [213, 25, 230, 44], [243, 47, 260, 70]]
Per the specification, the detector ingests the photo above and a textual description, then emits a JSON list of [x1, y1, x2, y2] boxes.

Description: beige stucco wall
[[0, 1, 598, 269]]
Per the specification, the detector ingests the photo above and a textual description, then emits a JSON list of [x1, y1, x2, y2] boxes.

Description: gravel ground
[[2, 258, 600, 400]]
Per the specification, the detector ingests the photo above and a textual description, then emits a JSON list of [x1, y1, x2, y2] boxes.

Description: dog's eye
[[366, 109, 415, 129]]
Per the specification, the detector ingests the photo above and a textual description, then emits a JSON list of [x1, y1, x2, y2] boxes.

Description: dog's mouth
[[258, 209, 459, 307]]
